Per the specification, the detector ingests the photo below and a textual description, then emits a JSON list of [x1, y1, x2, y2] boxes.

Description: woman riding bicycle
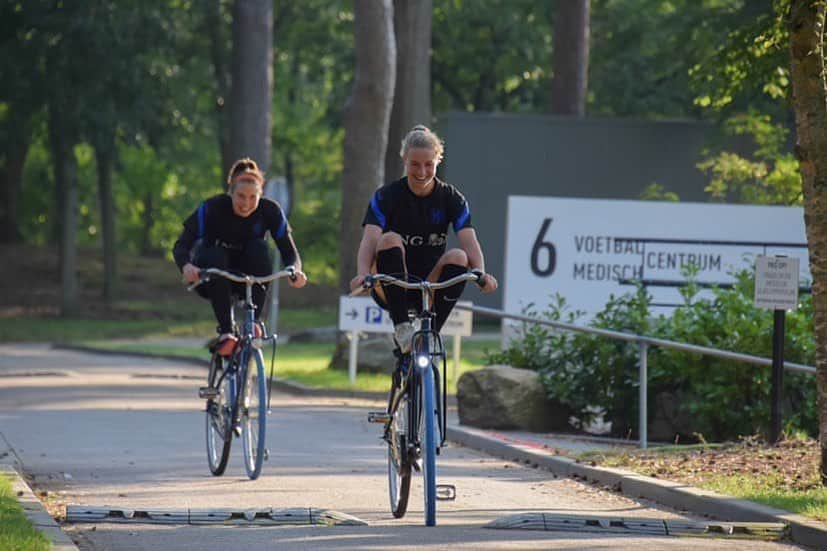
[[350, 125, 498, 354], [174, 157, 308, 356]]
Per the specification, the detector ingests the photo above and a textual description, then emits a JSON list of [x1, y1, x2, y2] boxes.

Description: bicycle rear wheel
[[241, 347, 267, 480], [420, 360, 438, 526], [388, 387, 412, 518], [205, 352, 232, 476]]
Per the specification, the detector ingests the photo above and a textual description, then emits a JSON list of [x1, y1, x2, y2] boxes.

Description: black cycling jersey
[[173, 194, 298, 270], [362, 177, 473, 279]]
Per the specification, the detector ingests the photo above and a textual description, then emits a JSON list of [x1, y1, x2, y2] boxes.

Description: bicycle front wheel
[[388, 387, 411, 518], [241, 347, 267, 480], [421, 364, 438, 526], [205, 352, 232, 476]]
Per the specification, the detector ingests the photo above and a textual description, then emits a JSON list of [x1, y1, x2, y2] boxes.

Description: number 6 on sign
[[531, 218, 556, 277]]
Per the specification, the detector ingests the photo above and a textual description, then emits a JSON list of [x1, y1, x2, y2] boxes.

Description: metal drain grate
[[486, 513, 788, 541], [66, 505, 367, 526]]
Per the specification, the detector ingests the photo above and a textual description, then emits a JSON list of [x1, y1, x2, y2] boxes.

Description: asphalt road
[[0, 344, 802, 550]]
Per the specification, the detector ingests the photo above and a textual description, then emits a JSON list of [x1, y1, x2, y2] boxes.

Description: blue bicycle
[[191, 266, 296, 480], [363, 270, 484, 526]]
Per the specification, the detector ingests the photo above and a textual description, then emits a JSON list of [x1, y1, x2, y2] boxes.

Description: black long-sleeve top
[[172, 194, 299, 270]]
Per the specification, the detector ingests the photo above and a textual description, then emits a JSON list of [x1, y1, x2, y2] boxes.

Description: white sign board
[[754, 256, 800, 310], [338, 296, 473, 337], [504, 197, 808, 324], [338, 295, 393, 333]]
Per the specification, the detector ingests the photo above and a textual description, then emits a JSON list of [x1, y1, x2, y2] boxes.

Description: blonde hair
[[399, 125, 444, 163], [227, 157, 264, 188]]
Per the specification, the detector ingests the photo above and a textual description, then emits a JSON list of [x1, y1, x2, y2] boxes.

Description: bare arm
[[350, 224, 383, 291], [456, 227, 485, 271], [456, 227, 498, 293]]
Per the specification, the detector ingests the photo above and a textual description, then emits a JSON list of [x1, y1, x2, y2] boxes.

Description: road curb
[[0, 464, 78, 551], [447, 424, 827, 549]]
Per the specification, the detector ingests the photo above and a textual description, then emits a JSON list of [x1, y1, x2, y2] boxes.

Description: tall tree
[[788, 0, 827, 484], [384, 0, 432, 181], [338, 0, 396, 292], [228, 0, 274, 175], [550, 0, 590, 116]]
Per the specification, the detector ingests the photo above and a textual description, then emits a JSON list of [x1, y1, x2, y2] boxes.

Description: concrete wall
[[437, 112, 717, 308]]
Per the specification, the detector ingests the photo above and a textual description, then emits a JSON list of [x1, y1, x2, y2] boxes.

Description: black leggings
[[193, 240, 273, 334], [374, 246, 467, 332]]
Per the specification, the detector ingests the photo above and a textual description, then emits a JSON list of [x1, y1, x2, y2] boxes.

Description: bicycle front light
[[416, 355, 430, 368]]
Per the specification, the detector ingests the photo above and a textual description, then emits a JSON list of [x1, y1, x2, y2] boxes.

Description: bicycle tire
[[421, 358, 438, 526], [241, 347, 267, 480], [388, 387, 411, 518], [205, 352, 232, 476]]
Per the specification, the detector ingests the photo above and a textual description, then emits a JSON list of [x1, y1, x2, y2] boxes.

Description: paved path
[[0, 344, 802, 550]]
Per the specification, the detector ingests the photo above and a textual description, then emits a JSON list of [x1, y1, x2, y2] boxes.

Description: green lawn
[[704, 474, 827, 521], [78, 338, 499, 394], [0, 474, 50, 551], [0, 306, 337, 343]]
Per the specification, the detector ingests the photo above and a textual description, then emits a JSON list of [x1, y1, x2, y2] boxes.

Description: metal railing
[[455, 303, 815, 449]]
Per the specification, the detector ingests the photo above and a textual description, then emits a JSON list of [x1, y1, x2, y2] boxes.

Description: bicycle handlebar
[[187, 266, 297, 291], [360, 269, 485, 294]]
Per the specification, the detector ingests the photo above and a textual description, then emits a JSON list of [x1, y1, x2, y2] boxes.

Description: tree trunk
[[49, 103, 80, 316], [140, 192, 155, 256], [204, 0, 233, 179], [338, 0, 396, 293], [228, 0, 274, 175], [384, 0, 432, 182], [0, 130, 30, 244], [550, 0, 590, 116], [96, 143, 117, 304], [788, 0, 827, 484]]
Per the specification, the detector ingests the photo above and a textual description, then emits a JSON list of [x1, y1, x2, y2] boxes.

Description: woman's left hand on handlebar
[[288, 269, 308, 288], [478, 272, 498, 293]]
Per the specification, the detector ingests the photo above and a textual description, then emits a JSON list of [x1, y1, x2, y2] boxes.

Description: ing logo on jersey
[[400, 233, 447, 246]]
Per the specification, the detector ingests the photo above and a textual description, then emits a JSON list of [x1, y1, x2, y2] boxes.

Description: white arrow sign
[[338, 296, 473, 336]]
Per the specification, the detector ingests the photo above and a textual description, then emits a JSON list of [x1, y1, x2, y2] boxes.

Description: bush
[[487, 270, 816, 442]]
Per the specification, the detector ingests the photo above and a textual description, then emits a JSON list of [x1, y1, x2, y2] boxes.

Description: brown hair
[[227, 157, 264, 187], [399, 125, 444, 163]]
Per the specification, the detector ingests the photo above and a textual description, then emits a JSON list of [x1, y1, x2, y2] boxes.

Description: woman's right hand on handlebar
[[350, 274, 369, 293], [182, 263, 200, 284]]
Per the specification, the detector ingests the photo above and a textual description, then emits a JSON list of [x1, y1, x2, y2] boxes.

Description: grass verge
[[76, 339, 498, 394], [579, 437, 827, 521], [0, 474, 50, 551]]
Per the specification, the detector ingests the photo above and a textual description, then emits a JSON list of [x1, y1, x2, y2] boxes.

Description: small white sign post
[[337, 296, 473, 385], [754, 256, 800, 310], [754, 255, 800, 443]]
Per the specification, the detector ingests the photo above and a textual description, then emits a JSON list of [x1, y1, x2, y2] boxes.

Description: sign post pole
[[770, 309, 785, 443], [754, 255, 799, 444], [348, 331, 359, 385], [452, 334, 461, 387]]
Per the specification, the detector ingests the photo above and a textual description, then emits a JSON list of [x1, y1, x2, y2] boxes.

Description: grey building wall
[[436, 111, 717, 308]]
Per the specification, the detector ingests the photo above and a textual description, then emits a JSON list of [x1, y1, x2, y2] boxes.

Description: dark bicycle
[[190, 266, 296, 480], [362, 270, 484, 527]]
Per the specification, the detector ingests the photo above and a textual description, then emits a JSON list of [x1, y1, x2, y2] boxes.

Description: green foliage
[[639, 183, 680, 202], [0, 475, 50, 551], [488, 270, 816, 441], [698, 112, 802, 205]]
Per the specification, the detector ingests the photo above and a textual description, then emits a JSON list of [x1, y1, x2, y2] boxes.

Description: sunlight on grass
[[0, 475, 50, 551], [75, 338, 499, 394], [703, 474, 827, 521]]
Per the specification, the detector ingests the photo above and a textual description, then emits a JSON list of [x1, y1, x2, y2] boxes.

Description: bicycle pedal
[[436, 484, 456, 501], [198, 386, 219, 400], [367, 411, 390, 424]]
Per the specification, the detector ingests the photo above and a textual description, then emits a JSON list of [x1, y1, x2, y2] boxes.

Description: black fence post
[[770, 309, 785, 443]]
